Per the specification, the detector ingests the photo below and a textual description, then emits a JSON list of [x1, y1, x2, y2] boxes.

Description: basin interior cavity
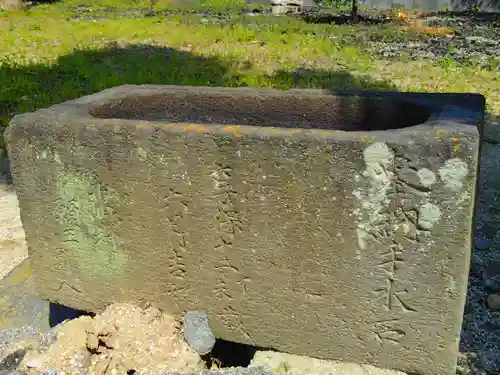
[[91, 92, 431, 131]]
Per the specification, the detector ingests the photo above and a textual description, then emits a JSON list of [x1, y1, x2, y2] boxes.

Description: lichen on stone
[[55, 170, 127, 281]]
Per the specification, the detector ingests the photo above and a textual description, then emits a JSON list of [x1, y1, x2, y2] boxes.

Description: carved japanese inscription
[[7, 85, 481, 375], [353, 142, 432, 345], [162, 187, 190, 286], [210, 162, 251, 339]]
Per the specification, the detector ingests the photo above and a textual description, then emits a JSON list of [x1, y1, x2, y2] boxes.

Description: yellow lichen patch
[[322, 149, 330, 163], [266, 128, 292, 136], [135, 122, 148, 130], [316, 130, 335, 137], [360, 135, 377, 143], [434, 128, 449, 140], [221, 125, 242, 137], [286, 181, 298, 198], [183, 124, 209, 133]]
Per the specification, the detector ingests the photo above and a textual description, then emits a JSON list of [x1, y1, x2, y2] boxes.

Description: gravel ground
[[300, 10, 499, 70], [371, 13, 500, 69]]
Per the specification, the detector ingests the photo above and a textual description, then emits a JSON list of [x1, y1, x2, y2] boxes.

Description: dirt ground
[[12, 303, 206, 375], [0, 157, 27, 280]]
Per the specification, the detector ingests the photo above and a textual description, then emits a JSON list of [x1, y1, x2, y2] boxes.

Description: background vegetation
[[1, 0, 498, 151]]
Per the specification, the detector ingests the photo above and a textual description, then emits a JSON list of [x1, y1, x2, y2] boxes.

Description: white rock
[[183, 311, 216, 356]]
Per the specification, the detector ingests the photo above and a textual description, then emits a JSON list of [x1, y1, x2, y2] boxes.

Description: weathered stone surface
[[251, 351, 407, 375], [5, 85, 484, 375]]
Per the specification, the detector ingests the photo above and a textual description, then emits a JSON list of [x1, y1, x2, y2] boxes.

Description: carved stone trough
[[5, 85, 484, 375]]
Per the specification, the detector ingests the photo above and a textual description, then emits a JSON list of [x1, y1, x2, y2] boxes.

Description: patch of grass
[[1, 0, 498, 151]]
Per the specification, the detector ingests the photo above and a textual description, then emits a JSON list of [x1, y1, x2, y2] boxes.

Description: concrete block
[[5, 86, 484, 375]]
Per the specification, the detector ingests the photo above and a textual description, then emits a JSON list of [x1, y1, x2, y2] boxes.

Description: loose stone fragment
[[487, 293, 500, 310], [183, 311, 216, 356]]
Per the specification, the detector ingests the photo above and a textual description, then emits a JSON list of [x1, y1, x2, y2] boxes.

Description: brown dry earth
[[16, 303, 206, 375]]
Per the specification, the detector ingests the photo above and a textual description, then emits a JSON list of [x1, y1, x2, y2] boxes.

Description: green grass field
[[1, 0, 499, 151]]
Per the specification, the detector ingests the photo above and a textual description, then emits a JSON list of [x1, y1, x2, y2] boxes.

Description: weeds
[[0, 0, 498, 150]]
